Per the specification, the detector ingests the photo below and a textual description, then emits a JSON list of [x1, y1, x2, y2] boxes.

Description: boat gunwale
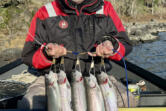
[[113, 60, 166, 91]]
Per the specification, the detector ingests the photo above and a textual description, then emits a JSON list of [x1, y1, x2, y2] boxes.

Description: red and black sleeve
[[104, 1, 132, 61], [21, 6, 52, 69]]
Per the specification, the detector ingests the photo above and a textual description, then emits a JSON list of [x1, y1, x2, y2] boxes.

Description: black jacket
[[22, 0, 132, 78]]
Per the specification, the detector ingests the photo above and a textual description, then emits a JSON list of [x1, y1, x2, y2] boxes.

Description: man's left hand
[[88, 40, 114, 58]]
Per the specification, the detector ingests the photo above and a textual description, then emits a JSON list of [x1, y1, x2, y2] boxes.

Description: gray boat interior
[[0, 59, 166, 109]]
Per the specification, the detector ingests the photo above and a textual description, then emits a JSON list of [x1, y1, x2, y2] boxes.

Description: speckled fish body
[[71, 70, 87, 111], [85, 74, 105, 111], [45, 71, 61, 111], [97, 72, 118, 111], [58, 70, 73, 111]]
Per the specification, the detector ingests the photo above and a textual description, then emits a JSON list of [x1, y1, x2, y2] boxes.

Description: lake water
[[127, 32, 166, 79]]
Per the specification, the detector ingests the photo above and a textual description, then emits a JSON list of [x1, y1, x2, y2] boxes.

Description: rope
[[67, 51, 88, 56], [113, 49, 130, 108], [27, 32, 44, 46]]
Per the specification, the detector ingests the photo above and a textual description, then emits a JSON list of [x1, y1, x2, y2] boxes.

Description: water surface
[[127, 32, 166, 79]]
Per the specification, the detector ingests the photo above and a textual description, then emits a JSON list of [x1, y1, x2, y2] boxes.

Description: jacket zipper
[[65, 0, 98, 15]]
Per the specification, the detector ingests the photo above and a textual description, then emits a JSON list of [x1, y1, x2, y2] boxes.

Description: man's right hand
[[45, 43, 67, 58]]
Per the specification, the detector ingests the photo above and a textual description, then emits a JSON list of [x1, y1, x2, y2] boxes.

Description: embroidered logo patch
[[59, 20, 68, 29]]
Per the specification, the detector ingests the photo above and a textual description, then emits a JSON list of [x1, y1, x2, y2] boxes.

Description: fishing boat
[[0, 58, 166, 110]]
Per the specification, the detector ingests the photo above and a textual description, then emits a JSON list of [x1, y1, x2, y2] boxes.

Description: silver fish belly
[[71, 70, 87, 111], [85, 74, 105, 111], [45, 71, 61, 111], [97, 72, 118, 111], [58, 70, 73, 111]]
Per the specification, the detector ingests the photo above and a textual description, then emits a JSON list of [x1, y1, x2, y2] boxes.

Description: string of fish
[[28, 31, 130, 108]]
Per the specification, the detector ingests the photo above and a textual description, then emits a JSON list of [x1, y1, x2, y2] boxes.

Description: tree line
[[109, 0, 166, 19]]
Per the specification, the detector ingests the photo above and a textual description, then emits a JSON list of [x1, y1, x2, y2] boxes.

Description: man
[[19, 0, 135, 109]]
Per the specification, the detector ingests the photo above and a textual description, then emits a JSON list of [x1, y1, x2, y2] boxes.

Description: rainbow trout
[[71, 70, 87, 111], [97, 72, 118, 111], [45, 71, 61, 111], [85, 74, 105, 111], [58, 70, 73, 111]]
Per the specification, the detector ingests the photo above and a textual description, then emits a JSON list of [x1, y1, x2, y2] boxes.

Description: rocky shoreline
[[125, 21, 166, 45]]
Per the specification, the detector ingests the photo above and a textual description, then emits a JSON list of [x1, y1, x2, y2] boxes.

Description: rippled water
[[127, 32, 166, 79]]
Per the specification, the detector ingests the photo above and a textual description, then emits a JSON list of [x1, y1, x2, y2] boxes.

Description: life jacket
[[22, 0, 132, 78]]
